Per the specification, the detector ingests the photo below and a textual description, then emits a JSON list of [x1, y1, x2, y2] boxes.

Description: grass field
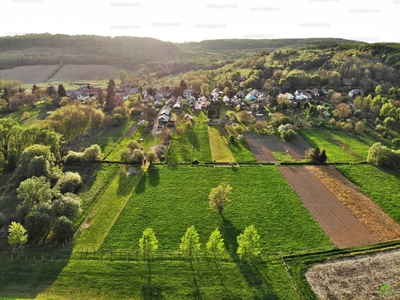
[[101, 166, 332, 253], [208, 127, 235, 162], [26, 165, 334, 300], [166, 111, 212, 163], [300, 129, 360, 162], [327, 130, 377, 160], [228, 137, 257, 163], [336, 165, 400, 223]]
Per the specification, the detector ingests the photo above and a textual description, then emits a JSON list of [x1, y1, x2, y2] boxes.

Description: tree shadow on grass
[[135, 172, 147, 194], [220, 215, 278, 299], [141, 284, 164, 300], [148, 165, 160, 187], [189, 260, 202, 300], [0, 247, 71, 299]]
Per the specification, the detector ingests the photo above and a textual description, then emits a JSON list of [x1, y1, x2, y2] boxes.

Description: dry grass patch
[[306, 249, 400, 299], [306, 165, 400, 243]]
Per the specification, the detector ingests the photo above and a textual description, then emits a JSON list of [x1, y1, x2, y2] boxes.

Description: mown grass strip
[[208, 127, 235, 162], [73, 166, 146, 252]]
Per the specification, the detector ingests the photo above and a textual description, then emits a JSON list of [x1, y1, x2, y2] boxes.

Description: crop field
[[300, 129, 361, 162]]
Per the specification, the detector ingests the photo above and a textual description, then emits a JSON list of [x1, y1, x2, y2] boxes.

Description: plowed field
[[279, 166, 379, 248]]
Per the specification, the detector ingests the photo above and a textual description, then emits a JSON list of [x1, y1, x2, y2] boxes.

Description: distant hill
[[0, 34, 399, 84]]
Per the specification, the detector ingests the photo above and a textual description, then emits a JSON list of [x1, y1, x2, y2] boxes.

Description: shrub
[[53, 216, 74, 242], [280, 129, 297, 142], [112, 113, 124, 127], [52, 194, 82, 219], [367, 142, 400, 167], [392, 138, 400, 147], [82, 144, 102, 162], [56, 172, 82, 194]]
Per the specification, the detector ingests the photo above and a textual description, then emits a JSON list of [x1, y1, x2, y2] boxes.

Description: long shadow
[[189, 260, 202, 300], [141, 285, 164, 300], [0, 246, 71, 299], [220, 215, 278, 299], [213, 258, 231, 300], [135, 172, 147, 194], [148, 165, 160, 187]]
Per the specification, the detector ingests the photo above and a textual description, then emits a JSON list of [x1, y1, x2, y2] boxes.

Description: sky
[[2, 0, 400, 44]]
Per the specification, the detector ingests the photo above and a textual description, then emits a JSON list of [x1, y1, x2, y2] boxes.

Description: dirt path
[[279, 166, 379, 248], [244, 132, 312, 162], [306, 165, 400, 242]]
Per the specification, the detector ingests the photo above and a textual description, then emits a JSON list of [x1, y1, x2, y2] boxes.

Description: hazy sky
[[2, 0, 400, 43]]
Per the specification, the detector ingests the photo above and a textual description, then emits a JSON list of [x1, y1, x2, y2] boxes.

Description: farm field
[[0, 65, 58, 83], [48, 64, 119, 82], [279, 166, 377, 248], [306, 165, 400, 242], [306, 249, 400, 299]]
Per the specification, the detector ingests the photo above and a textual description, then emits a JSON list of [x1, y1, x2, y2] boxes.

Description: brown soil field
[[306, 165, 400, 243], [244, 132, 312, 162], [306, 249, 400, 299], [279, 166, 378, 248], [49, 64, 118, 81], [0, 65, 58, 83]]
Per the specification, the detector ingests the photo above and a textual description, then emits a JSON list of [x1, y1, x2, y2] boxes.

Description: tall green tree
[[139, 228, 159, 286], [8, 221, 28, 252], [180, 225, 201, 261], [206, 228, 225, 262], [237, 225, 261, 264], [0, 118, 21, 159], [208, 183, 233, 214]]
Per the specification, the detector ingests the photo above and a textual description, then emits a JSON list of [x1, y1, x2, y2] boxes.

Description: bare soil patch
[[306, 249, 400, 299], [306, 165, 400, 243], [49, 64, 118, 81], [0, 65, 58, 83], [244, 132, 312, 162], [279, 166, 378, 248]]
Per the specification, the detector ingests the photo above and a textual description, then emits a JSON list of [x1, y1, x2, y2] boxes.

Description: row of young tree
[[140, 225, 261, 264]]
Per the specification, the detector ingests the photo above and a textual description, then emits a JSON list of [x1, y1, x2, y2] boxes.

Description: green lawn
[[327, 130, 377, 160], [336, 164, 400, 223], [166, 111, 212, 163], [208, 127, 235, 162], [300, 129, 360, 162]]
